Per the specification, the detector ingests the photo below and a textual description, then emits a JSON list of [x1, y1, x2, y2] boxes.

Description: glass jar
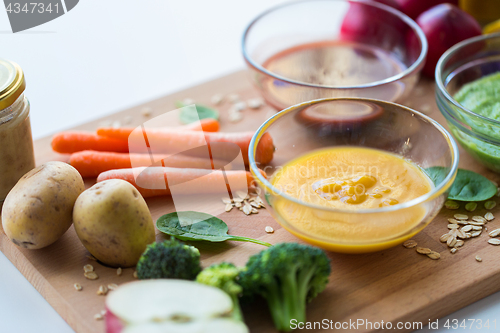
[[0, 59, 35, 203]]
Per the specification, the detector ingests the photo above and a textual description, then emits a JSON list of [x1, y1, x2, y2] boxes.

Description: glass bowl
[[436, 33, 500, 173], [248, 98, 458, 253], [242, 0, 427, 110]]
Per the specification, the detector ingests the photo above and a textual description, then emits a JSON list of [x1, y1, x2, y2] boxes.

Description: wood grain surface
[[1, 70, 500, 333]]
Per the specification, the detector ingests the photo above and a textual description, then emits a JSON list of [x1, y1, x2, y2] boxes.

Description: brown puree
[[0, 98, 35, 202]]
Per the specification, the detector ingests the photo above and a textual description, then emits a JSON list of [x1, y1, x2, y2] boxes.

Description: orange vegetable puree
[[270, 147, 433, 253]]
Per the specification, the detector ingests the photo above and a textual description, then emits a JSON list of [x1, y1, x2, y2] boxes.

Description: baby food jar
[[0, 59, 35, 203]]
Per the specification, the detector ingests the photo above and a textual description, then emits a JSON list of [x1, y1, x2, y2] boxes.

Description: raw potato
[[1, 162, 85, 249], [73, 179, 155, 268]]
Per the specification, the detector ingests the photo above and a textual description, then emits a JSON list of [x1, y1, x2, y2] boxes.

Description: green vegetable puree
[[453, 72, 500, 173], [455, 72, 500, 120]]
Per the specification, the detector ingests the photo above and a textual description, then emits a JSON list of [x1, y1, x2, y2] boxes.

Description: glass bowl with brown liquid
[[242, 0, 427, 111]]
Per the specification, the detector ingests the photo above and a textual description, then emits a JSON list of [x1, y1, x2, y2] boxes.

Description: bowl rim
[[241, 0, 428, 90], [435, 32, 500, 129], [248, 97, 459, 215], [437, 88, 500, 146]]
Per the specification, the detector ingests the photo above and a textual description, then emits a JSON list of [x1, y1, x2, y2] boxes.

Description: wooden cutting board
[[2, 70, 500, 333]]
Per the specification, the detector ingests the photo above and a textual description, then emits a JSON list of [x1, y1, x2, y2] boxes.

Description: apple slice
[[120, 319, 249, 333], [105, 279, 248, 333]]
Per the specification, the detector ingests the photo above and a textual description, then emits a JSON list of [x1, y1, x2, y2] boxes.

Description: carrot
[[181, 118, 220, 132], [97, 167, 266, 198], [51, 131, 129, 154], [255, 133, 274, 166], [69, 150, 232, 178], [97, 119, 220, 141], [128, 130, 274, 165]]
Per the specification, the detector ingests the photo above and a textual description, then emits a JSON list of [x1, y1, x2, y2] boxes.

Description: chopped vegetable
[[97, 167, 263, 198], [136, 239, 202, 280], [425, 167, 497, 201], [105, 279, 249, 333], [416, 4, 481, 77], [51, 131, 129, 154], [156, 211, 272, 247], [176, 102, 219, 124], [239, 243, 331, 332], [97, 118, 220, 141], [196, 262, 245, 322], [69, 150, 231, 178]]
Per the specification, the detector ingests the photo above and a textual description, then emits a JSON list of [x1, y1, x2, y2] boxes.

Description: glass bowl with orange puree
[[249, 99, 459, 253]]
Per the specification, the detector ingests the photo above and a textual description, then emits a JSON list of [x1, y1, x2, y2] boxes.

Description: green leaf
[[425, 166, 449, 187], [425, 167, 497, 202], [264, 192, 271, 206], [176, 102, 219, 124], [157, 211, 272, 247]]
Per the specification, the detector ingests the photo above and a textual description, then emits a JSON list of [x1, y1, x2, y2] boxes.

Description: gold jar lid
[[0, 59, 25, 110]]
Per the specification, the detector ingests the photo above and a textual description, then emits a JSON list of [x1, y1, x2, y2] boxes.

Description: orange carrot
[[128, 130, 274, 165], [51, 131, 129, 154], [97, 167, 265, 198], [70, 150, 232, 178], [181, 119, 220, 132], [97, 119, 220, 141], [255, 133, 274, 166]]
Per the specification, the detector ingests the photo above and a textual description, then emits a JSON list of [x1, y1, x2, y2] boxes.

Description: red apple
[[370, 0, 402, 11], [340, 0, 406, 45], [417, 4, 482, 77], [395, 0, 459, 19]]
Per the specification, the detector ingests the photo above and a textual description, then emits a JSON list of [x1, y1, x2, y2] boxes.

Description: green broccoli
[[196, 262, 245, 322], [136, 238, 202, 280], [239, 243, 331, 332]]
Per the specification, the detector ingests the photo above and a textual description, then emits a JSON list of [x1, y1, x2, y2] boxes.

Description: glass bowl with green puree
[[436, 33, 500, 173]]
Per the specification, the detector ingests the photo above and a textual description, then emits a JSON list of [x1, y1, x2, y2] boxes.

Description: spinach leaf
[[265, 192, 271, 206], [157, 211, 271, 247], [425, 167, 497, 202], [425, 166, 449, 188], [176, 101, 219, 124]]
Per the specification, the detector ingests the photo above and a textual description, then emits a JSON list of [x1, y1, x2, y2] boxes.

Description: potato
[[73, 179, 155, 268], [1, 162, 85, 249]]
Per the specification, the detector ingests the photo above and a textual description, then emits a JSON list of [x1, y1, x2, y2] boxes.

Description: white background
[[0, 0, 499, 332]]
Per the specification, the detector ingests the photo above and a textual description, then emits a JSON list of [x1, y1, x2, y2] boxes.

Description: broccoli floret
[[196, 262, 245, 322], [136, 239, 202, 280], [239, 243, 331, 332]]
